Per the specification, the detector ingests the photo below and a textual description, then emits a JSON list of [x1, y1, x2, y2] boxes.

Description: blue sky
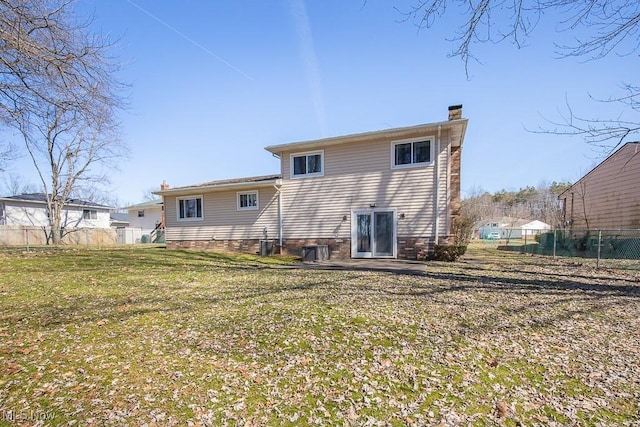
[[6, 0, 636, 205]]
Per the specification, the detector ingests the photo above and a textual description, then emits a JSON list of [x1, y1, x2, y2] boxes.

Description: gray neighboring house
[[110, 212, 130, 228], [157, 105, 468, 259]]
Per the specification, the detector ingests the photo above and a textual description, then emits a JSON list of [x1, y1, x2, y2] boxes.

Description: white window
[[83, 209, 98, 220], [391, 138, 433, 169], [177, 196, 203, 221], [237, 191, 258, 211], [291, 150, 324, 178]]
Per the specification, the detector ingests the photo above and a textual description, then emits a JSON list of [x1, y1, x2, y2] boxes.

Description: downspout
[[446, 139, 451, 238], [271, 152, 284, 250], [434, 125, 441, 244], [273, 182, 283, 249]]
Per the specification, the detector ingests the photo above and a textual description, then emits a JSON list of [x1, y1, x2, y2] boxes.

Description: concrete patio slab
[[284, 259, 428, 275]]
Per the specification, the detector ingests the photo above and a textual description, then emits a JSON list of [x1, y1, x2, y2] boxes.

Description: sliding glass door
[[352, 209, 396, 258]]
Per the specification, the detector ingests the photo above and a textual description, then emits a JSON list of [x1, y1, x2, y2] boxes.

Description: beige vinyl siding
[[566, 143, 640, 229], [165, 186, 280, 241], [280, 130, 452, 239]]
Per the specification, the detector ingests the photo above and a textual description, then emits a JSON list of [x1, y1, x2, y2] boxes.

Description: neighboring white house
[[156, 105, 468, 259], [126, 199, 164, 231], [116, 199, 165, 244], [477, 217, 552, 239], [0, 193, 111, 228]]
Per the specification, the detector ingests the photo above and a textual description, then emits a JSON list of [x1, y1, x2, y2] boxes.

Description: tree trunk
[[49, 203, 63, 245]]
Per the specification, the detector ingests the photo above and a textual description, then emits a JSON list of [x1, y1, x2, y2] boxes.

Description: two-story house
[[0, 193, 112, 228], [157, 105, 467, 259]]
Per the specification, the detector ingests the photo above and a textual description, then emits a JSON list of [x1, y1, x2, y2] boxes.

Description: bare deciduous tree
[[398, 0, 640, 151], [0, 140, 15, 172], [463, 181, 571, 230], [0, 173, 36, 195], [0, 0, 126, 243]]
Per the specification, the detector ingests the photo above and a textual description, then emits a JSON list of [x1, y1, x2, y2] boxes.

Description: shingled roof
[[0, 193, 111, 209], [154, 174, 282, 196]]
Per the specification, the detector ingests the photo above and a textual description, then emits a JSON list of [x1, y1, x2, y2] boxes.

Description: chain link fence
[[480, 228, 640, 271]]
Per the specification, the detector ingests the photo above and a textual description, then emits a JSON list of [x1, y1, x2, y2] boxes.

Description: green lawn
[[1, 246, 638, 426]]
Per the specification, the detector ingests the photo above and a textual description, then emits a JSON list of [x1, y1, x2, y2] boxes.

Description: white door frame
[[351, 208, 397, 258]]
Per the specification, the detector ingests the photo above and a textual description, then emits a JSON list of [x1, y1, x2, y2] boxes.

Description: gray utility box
[[301, 245, 329, 262], [259, 240, 275, 256]]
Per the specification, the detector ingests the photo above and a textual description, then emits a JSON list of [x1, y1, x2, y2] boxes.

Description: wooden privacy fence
[[0, 226, 117, 247]]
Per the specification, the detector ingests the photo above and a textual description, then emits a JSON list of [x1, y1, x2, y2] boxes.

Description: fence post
[[523, 233, 527, 254], [25, 228, 30, 252], [596, 230, 602, 269], [553, 229, 557, 259]]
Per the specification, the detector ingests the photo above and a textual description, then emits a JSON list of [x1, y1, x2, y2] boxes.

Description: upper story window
[[83, 209, 98, 220], [392, 138, 433, 169], [237, 191, 258, 211], [137, 210, 145, 217], [291, 150, 324, 178], [177, 196, 203, 221]]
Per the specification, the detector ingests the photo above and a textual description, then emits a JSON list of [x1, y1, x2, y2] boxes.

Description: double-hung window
[[177, 196, 203, 221], [291, 150, 324, 178], [83, 209, 97, 220], [237, 191, 258, 211], [392, 138, 433, 168]]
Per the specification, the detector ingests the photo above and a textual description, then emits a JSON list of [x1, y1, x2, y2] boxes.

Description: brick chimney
[[160, 180, 169, 191], [448, 104, 462, 121], [448, 105, 463, 239]]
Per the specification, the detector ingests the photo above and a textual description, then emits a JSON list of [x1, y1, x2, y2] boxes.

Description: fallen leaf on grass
[[5, 361, 23, 375], [299, 357, 311, 366], [496, 400, 508, 418]]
